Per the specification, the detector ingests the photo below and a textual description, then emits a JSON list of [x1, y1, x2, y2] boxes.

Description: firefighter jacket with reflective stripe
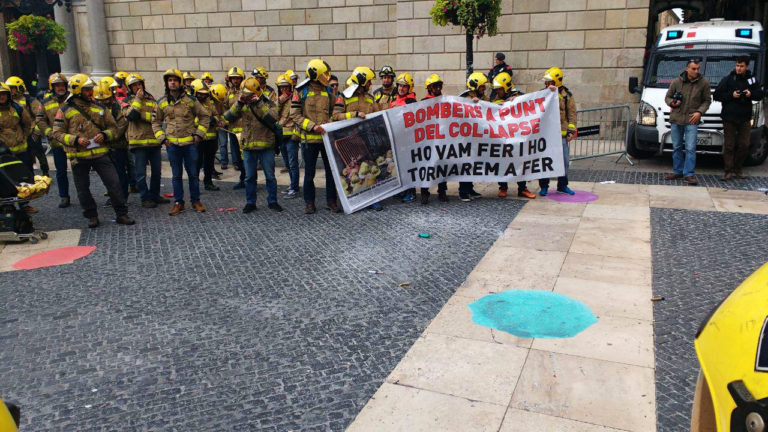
[[556, 87, 577, 137], [51, 98, 118, 160], [0, 101, 33, 154], [263, 85, 277, 102], [224, 96, 279, 150], [122, 92, 160, 148], [290, 81, 333, 144], [152, 92, 210, 146], [390, 93, 417, 108], [14, 94, 37, 137], [277, 91, 297, 140], [224, 88, 242, 133], [332, 91, 380, 121], [373, 86, 396, 110], [36, 95, 67, 148], [197, 97, 220, 140], [106, 100, 129, 149]]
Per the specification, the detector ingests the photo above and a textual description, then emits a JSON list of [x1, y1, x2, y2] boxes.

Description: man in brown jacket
[[36, 73, 72, 208], [0, 82, 36, 214], [122, 73, 168, 209], [51, 74, 135, 228], [539, 67, 577, 197], [291, 59, 341, 214], [93, 81, 129, 207], [152, 68, 211, 216], [276, 74, 300, 198], [224, 77, 282, 213], [664, 60, 712, 185]]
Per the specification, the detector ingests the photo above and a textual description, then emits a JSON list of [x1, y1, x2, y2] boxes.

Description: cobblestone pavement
[[651, 208, 768, 431], [569, 169, 768, 191], [0, 177, 524, 431]]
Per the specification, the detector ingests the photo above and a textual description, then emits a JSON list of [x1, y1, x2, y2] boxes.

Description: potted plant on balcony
[[7, 15, 67, 94]]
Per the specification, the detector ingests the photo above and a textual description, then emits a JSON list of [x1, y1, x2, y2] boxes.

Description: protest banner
[[322, 89, 564, 213]]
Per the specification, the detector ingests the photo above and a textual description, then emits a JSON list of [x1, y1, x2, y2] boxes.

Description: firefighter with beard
[[276, 74, 300, 199], [373, 66, 397, 109], [491, 72, 536, 200], [93, 80, 130, 207], [152, 68, 211, 216], [36, 73, 72, 208], [6, 76, 49, 177], [419, 74, 449, 205], [290, 59, 342, 214], [457, 72, 489, 203], [190, 79, 222, 192], [333, 66, 384, 211], [51, 74, 135, 228], [0, 82, 36, 214]]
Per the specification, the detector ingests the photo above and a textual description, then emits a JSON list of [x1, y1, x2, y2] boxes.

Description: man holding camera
[[713, 56, 764, 180], [664, 60, 712, 185]]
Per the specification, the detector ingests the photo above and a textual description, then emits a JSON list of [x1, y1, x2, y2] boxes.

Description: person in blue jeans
[[224, 77, 282, 213], [276, 74, 300, 198], [131, 146, 163, 204], [34, 73, 71, 208], [664, 60, 711, 185]]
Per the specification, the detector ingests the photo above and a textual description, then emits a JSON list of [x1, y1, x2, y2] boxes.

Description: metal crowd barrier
[[571, 104, 634, 166]]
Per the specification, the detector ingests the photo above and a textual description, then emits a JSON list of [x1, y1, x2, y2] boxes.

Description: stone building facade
[[63, 0, 650, 107]]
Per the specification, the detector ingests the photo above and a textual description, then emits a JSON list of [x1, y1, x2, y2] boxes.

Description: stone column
[[85, 0, 112, 78], [0, 13, 12, 78], [55, 5, 81, 76]]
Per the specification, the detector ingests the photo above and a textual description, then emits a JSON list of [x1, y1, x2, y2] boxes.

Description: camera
[[737, 90, 748, 99], [671, 92, 683, 105]]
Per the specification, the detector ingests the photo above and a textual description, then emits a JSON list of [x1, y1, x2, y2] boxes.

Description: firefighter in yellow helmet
[[490, 72, 535, 200], [51, 74, 135, 228], [121, 72, 168, 209], [419, 74, 449, 205], [201, 72, 214, 86], [36, 73, 72, 207], [182, 71, 196, 89], [113, 71, 130, 101], [333, 67, 385, 211], [374, 65, 397, 108], [389, 72, 420, 203], [6, 76, 50, 178], [285, 69, 299, 86], [539, 66, 576, 197], [275, 73, 300, 198], [222, 66, 245, 179], [152, 68, 211, 216], [691, 262, 768, 432], [455, 72, 490, 202], [93, 81, 130, 206], [252, 67, 277, 102], [0, 82, 36, 214], [224, 76, 283, 213], [189, 79, 222, 192], [290, 58, 343, 214]]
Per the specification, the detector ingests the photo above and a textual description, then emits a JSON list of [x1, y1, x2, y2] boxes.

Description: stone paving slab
[[0, 176, 524, 432]]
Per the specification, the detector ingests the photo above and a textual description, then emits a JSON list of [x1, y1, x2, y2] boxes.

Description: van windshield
[[645, 50, 762, 87]]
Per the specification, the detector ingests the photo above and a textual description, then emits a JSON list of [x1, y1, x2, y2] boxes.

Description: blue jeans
[[539, 138, 569, 190], [303, 142, 337, 204], [110, 148, 130, 199], [126, 150, 137, 187], [218, 129, 229, 164], [167, 144, 200, 205], [670, 123, 698, 177], [51, 146, 69, 198], [280, 139, 300, 191], [243, 148, 277, 205], [131, 146, 162, 201]]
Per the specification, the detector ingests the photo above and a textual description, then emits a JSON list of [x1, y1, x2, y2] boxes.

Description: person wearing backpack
[[224, 77, 282, 213], [290, 59, 342, 215]]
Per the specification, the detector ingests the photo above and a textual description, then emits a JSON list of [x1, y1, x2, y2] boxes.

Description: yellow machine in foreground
[[692, 262, 768, 432], [0, 397, 19, 432]]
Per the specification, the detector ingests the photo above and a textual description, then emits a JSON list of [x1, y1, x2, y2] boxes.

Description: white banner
[[323, 89, 565, 213]]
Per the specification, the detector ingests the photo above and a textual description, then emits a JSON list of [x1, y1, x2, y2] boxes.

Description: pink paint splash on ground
[[545, 190, 599, 203], [13, 246, 97, 270]]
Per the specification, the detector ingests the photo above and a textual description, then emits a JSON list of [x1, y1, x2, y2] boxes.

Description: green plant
[[429, 0, 502, 37], [7, 15, 67, 55]]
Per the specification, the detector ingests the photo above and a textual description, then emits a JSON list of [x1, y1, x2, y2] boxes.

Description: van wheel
[[626, 122, 655, 159], [744, 130, 768, 166]]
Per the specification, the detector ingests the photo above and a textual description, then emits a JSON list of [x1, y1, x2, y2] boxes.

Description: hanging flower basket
[[6, 15, 67, 56], [429, 0, 501, 37]]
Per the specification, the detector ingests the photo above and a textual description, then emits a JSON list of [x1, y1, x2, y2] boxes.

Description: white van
[[627, 19, 767, 166]]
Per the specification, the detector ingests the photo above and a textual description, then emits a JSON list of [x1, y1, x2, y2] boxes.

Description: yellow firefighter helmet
[[543, 67, 564, 87], [93, 81, 113, 100], [210, 83, 227, 102], [306, 59, 331, 83], [68, 74, 96, 95], [240, 76, 263, 97], [189, 79, 209, 97], [4, 76, 25, 93], [396, 73, 414, 93], [466, 72, 488, 91], [424, 73, 443, 89]]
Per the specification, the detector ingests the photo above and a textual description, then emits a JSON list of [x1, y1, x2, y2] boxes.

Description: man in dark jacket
[[664, 60, 712, 185], [713, 56, 764, 180], [487, 53, 513, 84]]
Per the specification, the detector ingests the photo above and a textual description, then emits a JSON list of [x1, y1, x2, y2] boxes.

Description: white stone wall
[[87, 0, 648, 106]]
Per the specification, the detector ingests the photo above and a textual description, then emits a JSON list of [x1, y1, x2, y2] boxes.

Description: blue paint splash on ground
[[468, 290, 598, 339]]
